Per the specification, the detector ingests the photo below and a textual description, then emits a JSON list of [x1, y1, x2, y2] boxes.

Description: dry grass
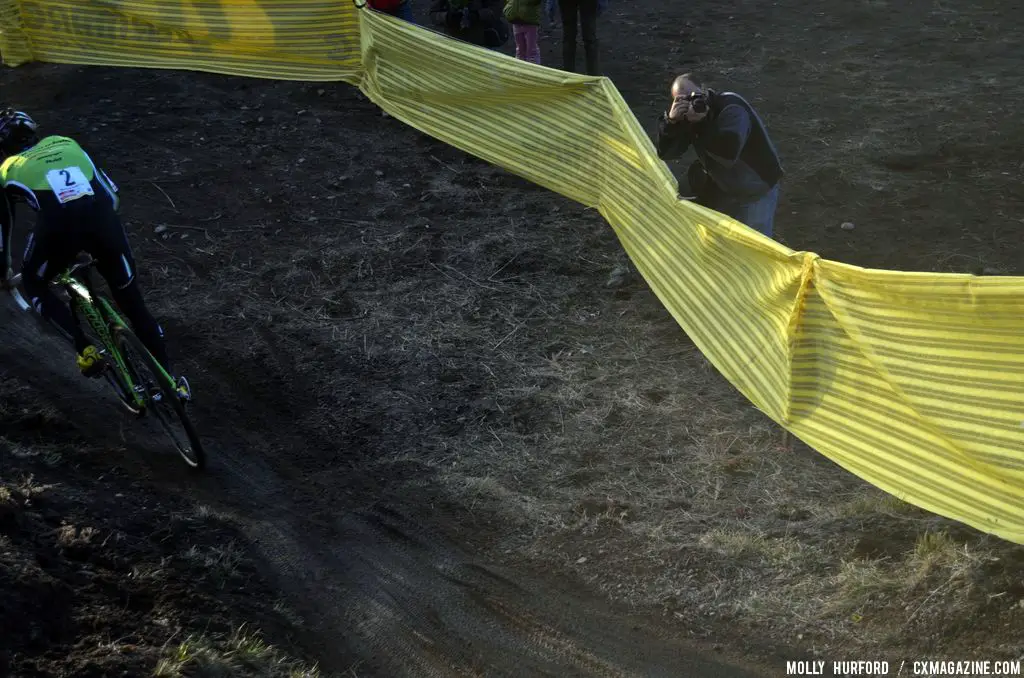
[[830, 531, 988, 615], [154, 626, 319, 678], [56, 523, 100, 548], [204, 180, 1012, 661], [183, 541, 245, 580], [178, 150, 1024, 660]]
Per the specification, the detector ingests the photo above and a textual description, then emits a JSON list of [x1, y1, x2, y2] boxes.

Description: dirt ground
[[0, 399, 317, 677], [2, 0, 1024, 674]]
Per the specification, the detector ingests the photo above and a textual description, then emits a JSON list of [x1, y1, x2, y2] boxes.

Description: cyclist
[[0, 109, 190, 400]]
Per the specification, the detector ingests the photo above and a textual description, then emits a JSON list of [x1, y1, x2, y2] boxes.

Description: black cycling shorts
[[21, 193, 136, 293]]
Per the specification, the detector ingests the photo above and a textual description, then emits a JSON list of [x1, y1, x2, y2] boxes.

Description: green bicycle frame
[[57, 269, 165, 410]]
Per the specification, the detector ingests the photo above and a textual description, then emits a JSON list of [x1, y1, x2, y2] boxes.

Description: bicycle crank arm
[[2, 271, 21, 289]]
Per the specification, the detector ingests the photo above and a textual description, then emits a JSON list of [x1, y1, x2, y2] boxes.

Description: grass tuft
[[154, 626, 319, 678]]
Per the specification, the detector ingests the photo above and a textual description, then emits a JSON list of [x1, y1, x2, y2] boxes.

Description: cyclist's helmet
[[0, 109, 39, 158]]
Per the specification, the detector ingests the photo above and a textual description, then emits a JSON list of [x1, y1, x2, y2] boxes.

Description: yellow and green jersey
[[1, 135, 120, 273], [1, 135, 119, 213]]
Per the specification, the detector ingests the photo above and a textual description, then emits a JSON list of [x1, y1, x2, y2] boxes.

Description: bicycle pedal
[[175, 376, 193, 403]]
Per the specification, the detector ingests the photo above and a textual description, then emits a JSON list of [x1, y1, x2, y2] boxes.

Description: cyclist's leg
[[111, 282, 170, 368], [88, 209, 172, 372], [20, 217, 91, 355]]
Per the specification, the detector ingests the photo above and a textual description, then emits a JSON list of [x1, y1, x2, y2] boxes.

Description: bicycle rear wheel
[[113, 327, 206, 470]]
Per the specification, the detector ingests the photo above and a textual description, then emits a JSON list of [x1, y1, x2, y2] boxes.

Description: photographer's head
[[668, 73, 710, 123]]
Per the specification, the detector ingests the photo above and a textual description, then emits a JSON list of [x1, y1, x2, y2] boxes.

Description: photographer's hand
[[668, 96, 689, 122]]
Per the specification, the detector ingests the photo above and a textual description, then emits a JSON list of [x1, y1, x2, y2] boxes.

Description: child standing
[[504, 0, 542, 64]]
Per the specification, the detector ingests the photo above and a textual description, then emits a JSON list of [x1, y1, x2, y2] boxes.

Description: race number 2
[[45, 166, 95, 204]]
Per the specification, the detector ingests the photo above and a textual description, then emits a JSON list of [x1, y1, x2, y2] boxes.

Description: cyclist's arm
[[0, 182, 37, 275], [0, 188, 13, 275], [81, 147, 120, 212]]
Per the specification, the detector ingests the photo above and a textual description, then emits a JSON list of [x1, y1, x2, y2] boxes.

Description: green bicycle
[[4, 256, 206, 470]]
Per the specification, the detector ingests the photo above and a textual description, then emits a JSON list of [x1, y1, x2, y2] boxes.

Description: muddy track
[[0, 299, 769, 677]]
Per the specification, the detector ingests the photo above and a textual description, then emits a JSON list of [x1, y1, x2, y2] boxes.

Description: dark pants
[[710, 184, 780, 238], [687, 161, 780, 238], [440, 11, 509, 49], [385, 1, 415, 22], [558, 0, 599, 75], [21, 197, 172, 370]]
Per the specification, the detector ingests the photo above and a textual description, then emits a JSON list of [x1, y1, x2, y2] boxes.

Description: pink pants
[[513, 23, 541, 64]]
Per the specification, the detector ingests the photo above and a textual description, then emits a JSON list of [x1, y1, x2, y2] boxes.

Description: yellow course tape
[[2, 1, 1022, 543]]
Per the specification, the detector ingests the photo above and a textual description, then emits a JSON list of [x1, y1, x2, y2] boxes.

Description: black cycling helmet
[[0, 108, 39, 157]]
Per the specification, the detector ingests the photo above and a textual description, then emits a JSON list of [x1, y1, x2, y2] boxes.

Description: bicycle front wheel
[[102, 358, 144, 417], [113, 327, 206, 470]]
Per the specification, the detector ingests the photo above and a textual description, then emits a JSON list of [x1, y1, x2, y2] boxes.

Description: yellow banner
[[0, 0, 362, 80], [2, 2, 1023, 543]]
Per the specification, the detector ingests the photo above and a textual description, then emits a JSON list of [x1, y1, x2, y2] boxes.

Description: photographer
[[656, 74, 783, 238]]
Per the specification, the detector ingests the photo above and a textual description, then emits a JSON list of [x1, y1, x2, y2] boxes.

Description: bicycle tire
[[102, 360, 144, 416], [113, 326, 206, 470]]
